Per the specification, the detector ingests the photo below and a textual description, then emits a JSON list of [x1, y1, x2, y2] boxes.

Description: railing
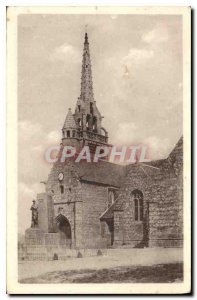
[[85, 131, 108, 143], [63, 129, 108, 144]]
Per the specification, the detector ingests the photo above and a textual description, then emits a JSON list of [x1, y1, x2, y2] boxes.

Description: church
[[23, 32, 183, 259]]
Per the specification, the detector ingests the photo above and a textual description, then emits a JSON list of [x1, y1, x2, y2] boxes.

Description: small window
[[78, 118, 81, 127], [72, 130, 75, 137], [60, 185, 64, 194], [78, 105, 81, 112], [58, 207, 63, 214], [67, 130, 70, 138], [132, 189, 143, 221]]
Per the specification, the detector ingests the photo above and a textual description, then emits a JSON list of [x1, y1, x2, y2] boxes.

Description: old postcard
[[7, 6, 191, 294]]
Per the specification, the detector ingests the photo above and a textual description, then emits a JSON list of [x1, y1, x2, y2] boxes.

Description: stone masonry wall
[[113, 138, 183, 248], [44, 162, 83, 247], [113, 166, 151, 247], [80, 182, 108, 248], [46, 162, 82, 205]]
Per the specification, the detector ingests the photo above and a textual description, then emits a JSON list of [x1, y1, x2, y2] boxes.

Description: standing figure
[[30, 200, 38, 228]]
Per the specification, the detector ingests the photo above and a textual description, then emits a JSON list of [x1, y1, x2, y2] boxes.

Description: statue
[[30, 200, 38, 228]]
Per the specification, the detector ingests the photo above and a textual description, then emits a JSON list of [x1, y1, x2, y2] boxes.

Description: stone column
[[37, 193, 48, 232]]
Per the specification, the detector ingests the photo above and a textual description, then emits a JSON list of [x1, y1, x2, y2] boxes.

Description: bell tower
[[62, 32, 110, 153]]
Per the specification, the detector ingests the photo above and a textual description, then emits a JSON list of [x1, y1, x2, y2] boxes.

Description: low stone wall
[[18, 245, 107, 261], [149, 239, 183, 248]]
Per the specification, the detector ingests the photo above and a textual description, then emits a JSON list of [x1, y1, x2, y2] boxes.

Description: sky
[[18, 14, 183, 233]]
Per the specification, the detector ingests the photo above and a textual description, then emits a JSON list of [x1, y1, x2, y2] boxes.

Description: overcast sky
[[18, 14, 182, 233]]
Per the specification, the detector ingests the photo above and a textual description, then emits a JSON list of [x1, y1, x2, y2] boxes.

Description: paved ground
[[18, 248, 183, 283]]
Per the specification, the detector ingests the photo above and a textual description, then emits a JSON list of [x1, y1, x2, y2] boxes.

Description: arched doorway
[[56, 214, 72, 247]]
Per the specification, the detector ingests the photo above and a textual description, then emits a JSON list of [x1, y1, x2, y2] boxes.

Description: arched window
[[78, 118, 81, 127], [93, 117, 97, 132], [86, 114, 90, 129], [131, 189, 143, 221], [66, 130, 70, 138]]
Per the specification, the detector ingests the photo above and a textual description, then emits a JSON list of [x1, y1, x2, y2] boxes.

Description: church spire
[[62, 32, 110, 152], [80, 32, 94, 103]]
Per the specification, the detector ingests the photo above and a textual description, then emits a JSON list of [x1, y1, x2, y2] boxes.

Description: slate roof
[[63, 108, 77, 129], [167, 136, 183, 160], [74, 160, 127, 187]]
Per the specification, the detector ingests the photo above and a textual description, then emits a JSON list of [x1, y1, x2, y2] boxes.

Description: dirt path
[[18, 248, 183, 282], [20, 263, 183, 284]]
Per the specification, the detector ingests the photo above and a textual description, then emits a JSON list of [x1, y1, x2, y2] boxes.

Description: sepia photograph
[[6, 6, 191, 294]]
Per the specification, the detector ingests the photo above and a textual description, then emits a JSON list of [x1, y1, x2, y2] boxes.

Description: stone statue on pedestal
[[30, 200, 38, 228]]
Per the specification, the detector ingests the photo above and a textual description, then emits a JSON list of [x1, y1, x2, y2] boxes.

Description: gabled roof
[[100, 200, 123, 220], [167, 136, 183, 160]]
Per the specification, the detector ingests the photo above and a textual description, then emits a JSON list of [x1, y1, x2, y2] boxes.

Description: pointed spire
[[80, 32, 94, 103], [85, 32, 88, 44], [63, 108, 77, 129]]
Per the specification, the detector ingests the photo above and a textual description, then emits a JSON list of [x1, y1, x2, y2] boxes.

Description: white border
[[6, 5, 191, 295]]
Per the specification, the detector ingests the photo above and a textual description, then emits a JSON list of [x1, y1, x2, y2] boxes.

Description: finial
[[85, 25, 88, 43]]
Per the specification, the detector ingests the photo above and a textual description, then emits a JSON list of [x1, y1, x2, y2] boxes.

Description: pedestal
[[25, 227, 45, 245]]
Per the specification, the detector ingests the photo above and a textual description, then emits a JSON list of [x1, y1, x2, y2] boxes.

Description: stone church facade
[[23, 33, 183, 258]]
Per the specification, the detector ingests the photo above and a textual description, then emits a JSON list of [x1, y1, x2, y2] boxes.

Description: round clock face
[[58, 173, 64, 181]]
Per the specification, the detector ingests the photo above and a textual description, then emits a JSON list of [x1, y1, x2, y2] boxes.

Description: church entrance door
[[106, 220, 114, 246], [56, 214, 72, 248]]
